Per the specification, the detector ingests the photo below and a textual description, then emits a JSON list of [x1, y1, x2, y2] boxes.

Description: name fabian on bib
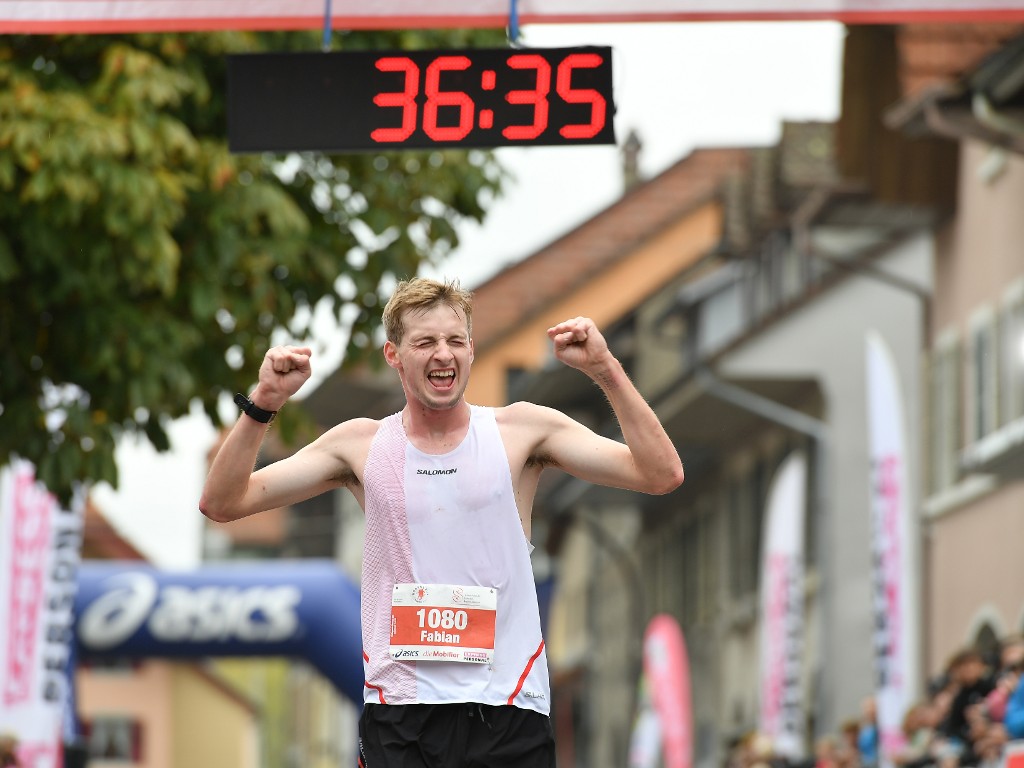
[[391, 583, 497, 664]]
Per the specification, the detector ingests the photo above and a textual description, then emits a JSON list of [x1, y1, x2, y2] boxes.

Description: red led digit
[[502, 53, 551, 141], [371, 57, 419, 143], [423, 55, 474, 142], [556, 53, 607, 139]]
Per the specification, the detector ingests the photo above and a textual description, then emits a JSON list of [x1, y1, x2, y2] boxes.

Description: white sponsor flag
[[629, 677, 663, 768], [865, 331, 918, 768], [758, 451, 807, 760], [0, 460, 85, 768]]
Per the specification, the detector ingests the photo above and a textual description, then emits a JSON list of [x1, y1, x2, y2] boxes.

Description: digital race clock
[[228, 47, 616, 153]]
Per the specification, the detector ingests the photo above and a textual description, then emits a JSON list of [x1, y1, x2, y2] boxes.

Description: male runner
[[200, 277, 684, 767]]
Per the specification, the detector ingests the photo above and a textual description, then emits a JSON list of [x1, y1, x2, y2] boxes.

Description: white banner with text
[[0, 460, 85, 768]]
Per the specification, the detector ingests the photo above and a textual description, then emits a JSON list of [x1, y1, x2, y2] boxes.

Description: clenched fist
[[251, 345, 313, 410], [547, 317, 613, 375]]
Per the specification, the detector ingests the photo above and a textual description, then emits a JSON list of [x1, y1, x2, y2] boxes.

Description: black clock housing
[[228, 47, 616, 152]]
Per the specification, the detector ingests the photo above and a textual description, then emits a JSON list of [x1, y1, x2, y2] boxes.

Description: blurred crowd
[[0, 733, 18, 768], [728, 635, 1024, 768]]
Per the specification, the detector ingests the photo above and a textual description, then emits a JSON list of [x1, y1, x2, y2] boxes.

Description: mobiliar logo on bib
[[391, 583, 497, 664]]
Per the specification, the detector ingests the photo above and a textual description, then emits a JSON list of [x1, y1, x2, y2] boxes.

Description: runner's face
[[388, 304, 473, 411]]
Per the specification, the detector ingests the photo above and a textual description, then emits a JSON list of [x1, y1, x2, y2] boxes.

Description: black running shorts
[[358, 702, 555, 768]]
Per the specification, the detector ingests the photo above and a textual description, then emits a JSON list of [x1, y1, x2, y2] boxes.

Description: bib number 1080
[[417, 608, 469, 631], [391, 583, 497, 663]]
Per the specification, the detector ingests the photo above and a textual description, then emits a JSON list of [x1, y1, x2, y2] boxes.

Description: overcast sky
[[91, 20, 846, 569]]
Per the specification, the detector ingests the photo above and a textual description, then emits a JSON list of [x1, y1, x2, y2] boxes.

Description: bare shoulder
[[290, 416, 381, 488], [316, 417, 380, 449], [296, 416, 381, 467], [494, 401, 576, 467], [494, 400, 568, 430], [329, 416, 381, 438]]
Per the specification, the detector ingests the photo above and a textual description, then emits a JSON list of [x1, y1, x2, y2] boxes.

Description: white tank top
[[360, 405, 550, 714]]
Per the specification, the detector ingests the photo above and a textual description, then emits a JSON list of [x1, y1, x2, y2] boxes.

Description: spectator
[[816, 736, 843, 768], [982, 635, 1024, 724], [858, 696, 880, 768], [0, 734, 19, 768], [936, 648, 997, 768], [1002, 666, 1024, 740], [892, 699, 942, 768], [839, 719, 864, 768]]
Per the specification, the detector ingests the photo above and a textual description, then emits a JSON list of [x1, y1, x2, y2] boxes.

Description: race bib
[[390, 584, 497, 664]]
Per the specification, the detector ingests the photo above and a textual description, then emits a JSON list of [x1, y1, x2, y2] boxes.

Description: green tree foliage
[[0, 29, 507, 501]]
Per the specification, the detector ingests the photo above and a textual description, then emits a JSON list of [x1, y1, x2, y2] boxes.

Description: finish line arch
[[74, 560, 364, 704], [6, 1, 1024, 34]]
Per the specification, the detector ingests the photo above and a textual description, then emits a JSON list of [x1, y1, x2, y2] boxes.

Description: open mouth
[[427, 369, 455, 390]]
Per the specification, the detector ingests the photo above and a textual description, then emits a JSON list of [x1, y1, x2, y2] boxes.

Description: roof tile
[[470, 147, 750, 349], [897, 23, 1024, 97]]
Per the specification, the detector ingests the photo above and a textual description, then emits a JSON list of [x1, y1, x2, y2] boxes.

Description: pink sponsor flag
[[643, 614, 692, 768], [865, 331, 918, 768], [757, 451, 807, 760], [0, 460, 85, 768]]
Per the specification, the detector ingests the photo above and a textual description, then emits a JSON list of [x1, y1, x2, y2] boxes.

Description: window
[[696, 506, 720, 625], [642, 521, 677, 618], [974, 623, 1000, 668], [681, 519, 700, 627], [727, 480, 747, 599], [928, 331, 961, 493], [655, 497, 719, 629], [727, 462, 766, 599], [82, 717, 143, 762], [740, 230, 798, 322], [1002, 284, 1024, 424], [698, 283, 744, 355], [968, 310, 999, 442], [780, 237, 807, 304]]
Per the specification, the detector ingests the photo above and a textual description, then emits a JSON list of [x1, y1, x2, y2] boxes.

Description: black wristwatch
[[234, 393, 277, 425]]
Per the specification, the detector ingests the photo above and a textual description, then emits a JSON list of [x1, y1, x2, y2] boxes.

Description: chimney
[[621, 129, 643, 192]]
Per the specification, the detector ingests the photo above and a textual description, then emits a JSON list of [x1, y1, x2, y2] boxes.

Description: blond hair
[[382, 277, 473, 344]]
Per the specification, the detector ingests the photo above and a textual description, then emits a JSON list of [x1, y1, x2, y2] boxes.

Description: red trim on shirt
[[507, 640, 545, 705], [364, 681, 387, 705]]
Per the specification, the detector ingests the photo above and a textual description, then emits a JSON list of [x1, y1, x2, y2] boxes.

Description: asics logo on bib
[[415, 468, 457, 475]]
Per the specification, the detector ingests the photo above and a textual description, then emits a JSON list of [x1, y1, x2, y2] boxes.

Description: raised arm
[[538, 316, 684, 495], [199, 345, 362, 523]]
